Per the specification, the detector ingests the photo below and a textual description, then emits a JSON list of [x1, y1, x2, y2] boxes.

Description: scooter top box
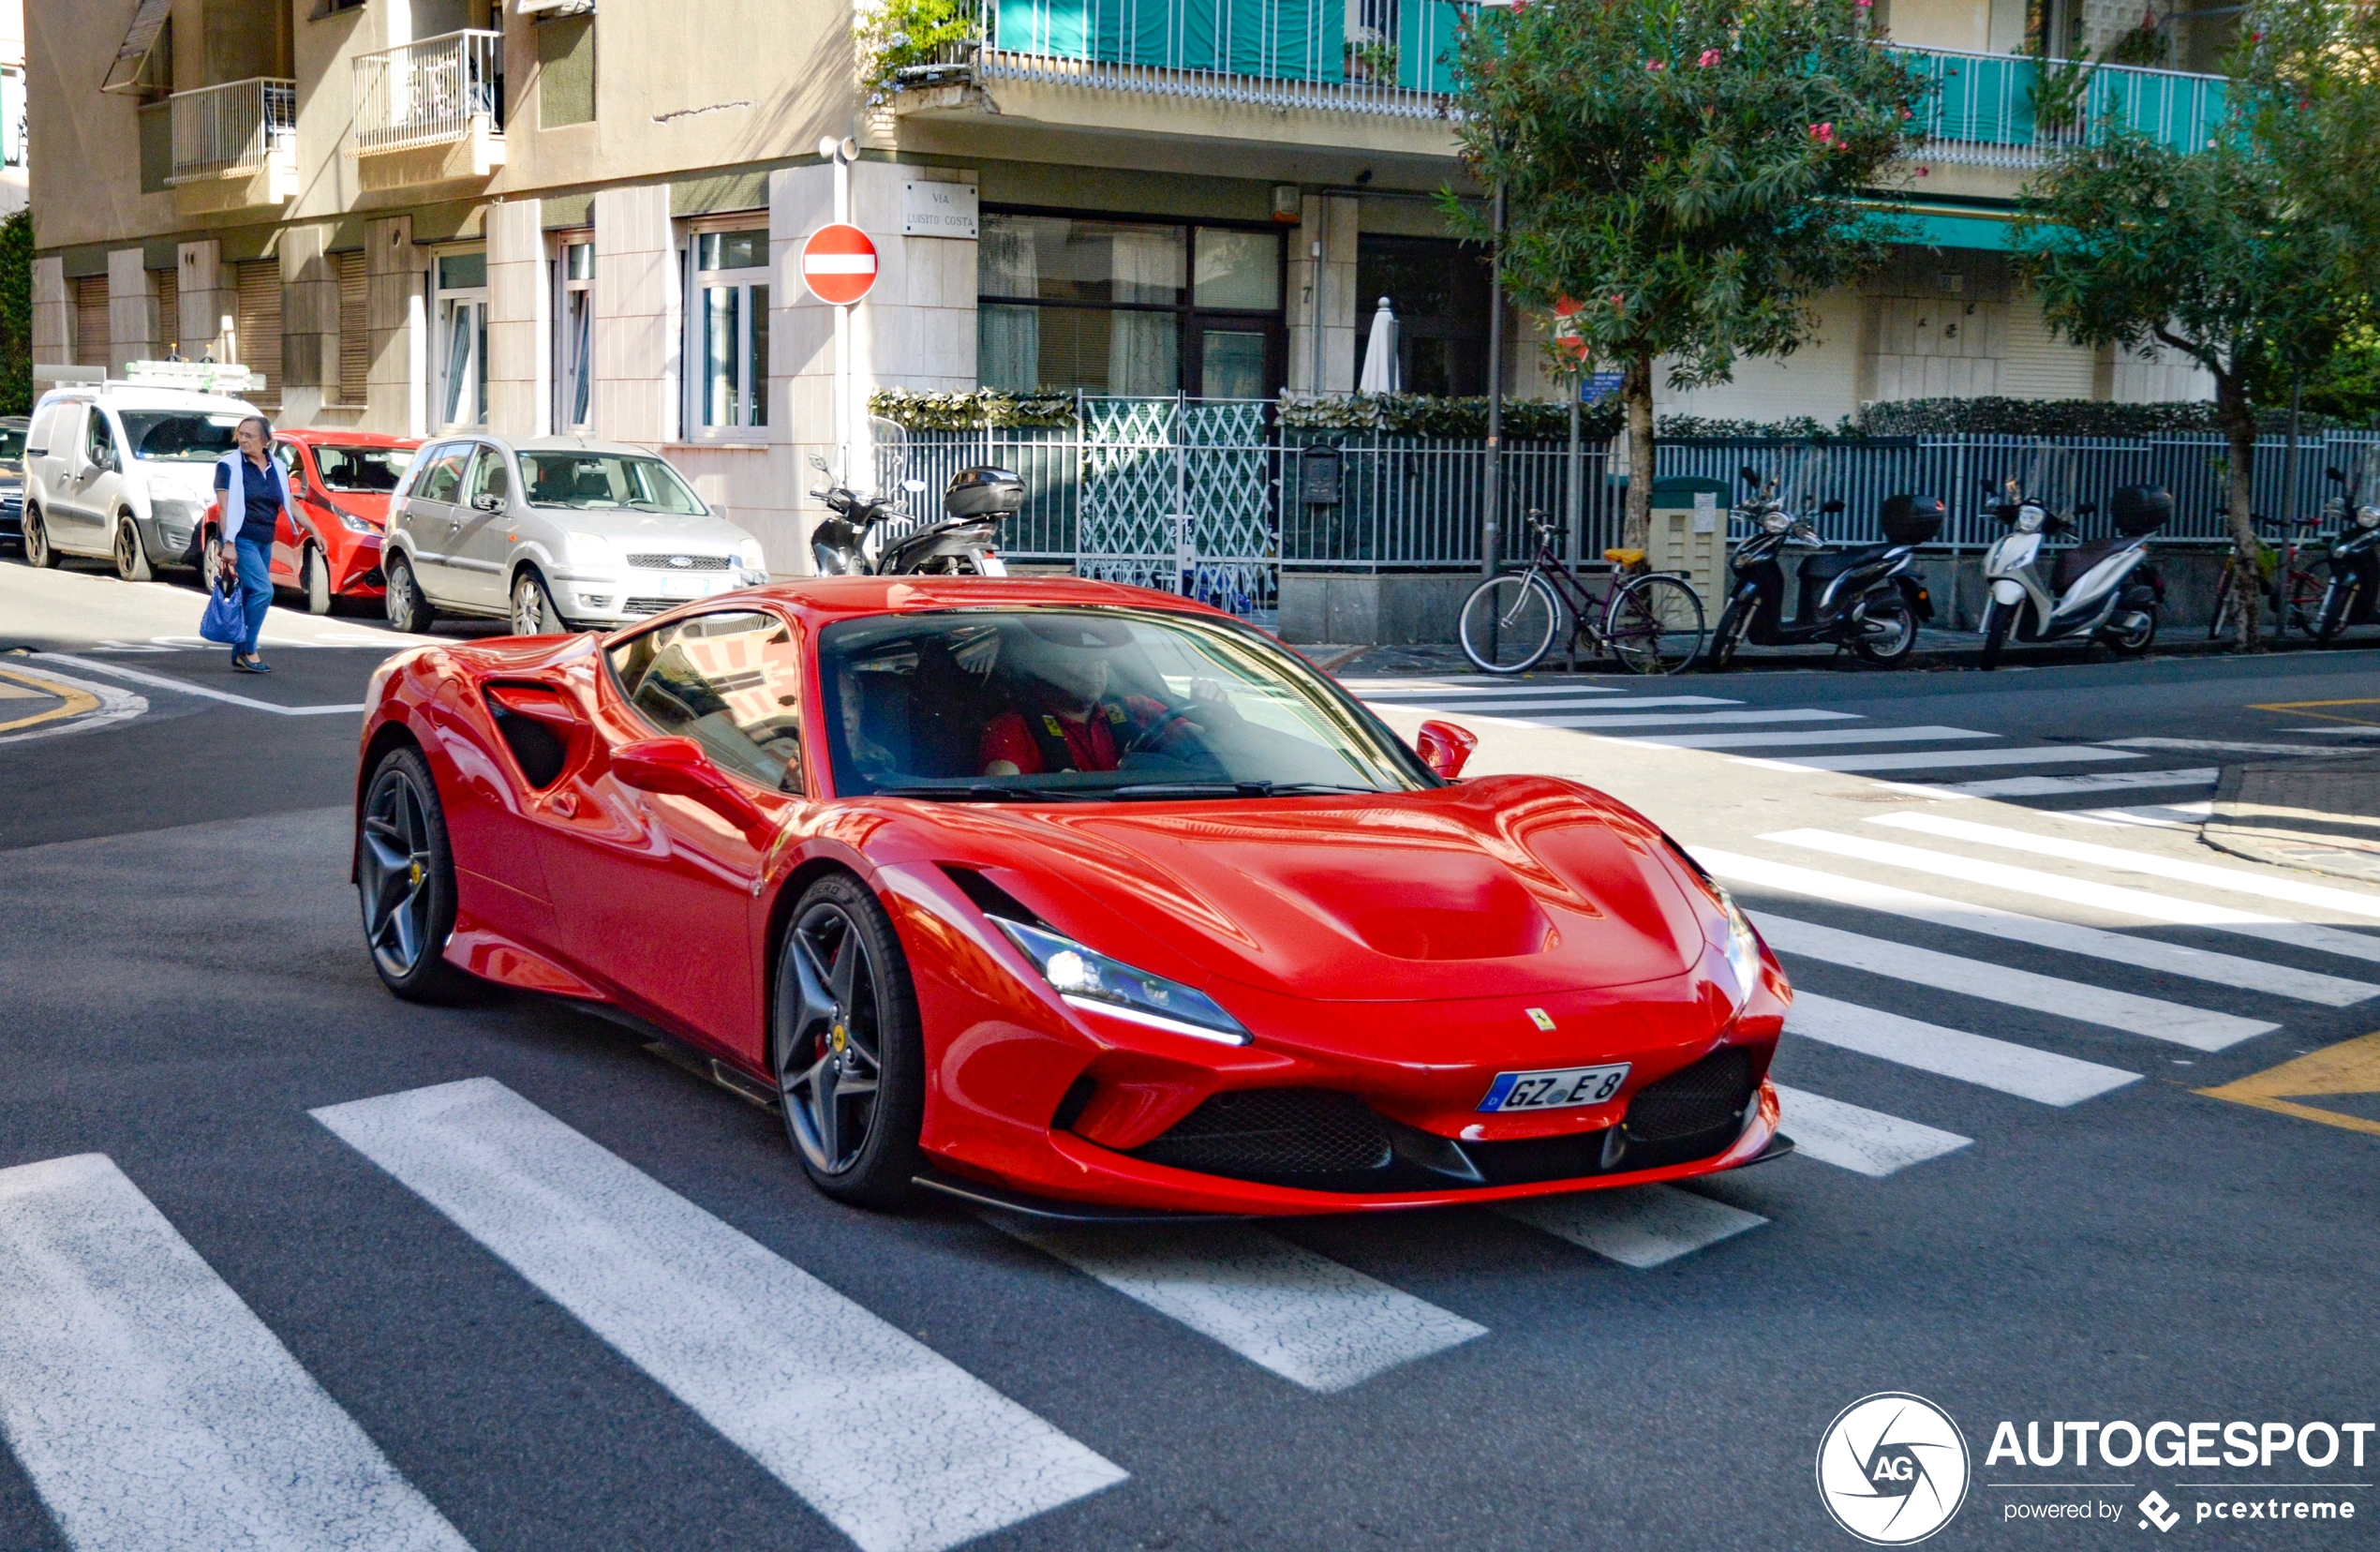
[[2109, 485, 2175, 535], [1880, 493, 1947, 546]]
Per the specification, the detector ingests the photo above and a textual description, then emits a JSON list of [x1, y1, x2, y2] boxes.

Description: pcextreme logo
[[1817, 1393, 1973, 1545]]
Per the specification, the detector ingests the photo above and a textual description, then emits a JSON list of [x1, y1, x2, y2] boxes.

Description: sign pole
[[821, 136, 859, 485]]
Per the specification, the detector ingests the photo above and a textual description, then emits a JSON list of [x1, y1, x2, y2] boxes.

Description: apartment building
[[0, 5, 25, 216], [28, 0, 2237, 572]]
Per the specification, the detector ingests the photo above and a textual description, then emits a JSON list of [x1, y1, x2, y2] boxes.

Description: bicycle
[[2209, 513, 2326, 639], [1457, 512, 1708, 675]]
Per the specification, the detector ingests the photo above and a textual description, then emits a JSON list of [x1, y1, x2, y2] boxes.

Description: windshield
[[1777, 448, 1832, 522], [865, 414, 910, 505], [316, 445, 412, 494], [0, 425, 25, 465], [522, 452, 706, 514], [2006, 440, 2077, 512], [2352, 445, 2380, 510], [122, 411, 243, 463], [819, 608, 1433, 799]]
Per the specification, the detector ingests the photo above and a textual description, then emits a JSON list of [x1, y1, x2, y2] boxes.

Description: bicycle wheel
[[2283, 561, 2326, 637], [1605, 574, 1706, 675], [1458, 575, 1561, 674], [2208, 566, 2238, 641]]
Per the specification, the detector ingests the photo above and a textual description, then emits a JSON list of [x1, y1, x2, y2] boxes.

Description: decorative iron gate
[[1076, 397, 1277, 614]]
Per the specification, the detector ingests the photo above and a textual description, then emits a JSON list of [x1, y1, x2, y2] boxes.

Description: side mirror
[[469, 492, 504, 514], [1820, 498, 1845, 515], [2328, 467, 2348, 483], [610, 737, 774, 843], [808, 454, 831, 473], [1739, 465, 1762, 486], [2076, 500, 2098, 517], [1415, 720, 1478, 780]]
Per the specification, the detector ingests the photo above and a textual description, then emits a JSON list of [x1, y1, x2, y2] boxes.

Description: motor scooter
[[808, 416, 1025, 576], [1977, 444, 2167, 669], [1704, 457, 1941, 669], [2313, 448, 2380, 645]]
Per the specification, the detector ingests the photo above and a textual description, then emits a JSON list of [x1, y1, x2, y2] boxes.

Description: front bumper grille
[[627, 553, 734, 571], [1623, 1047, 1761, 1143], [621, 597, 677, 617], [1129, 1089, 1393, 1179]]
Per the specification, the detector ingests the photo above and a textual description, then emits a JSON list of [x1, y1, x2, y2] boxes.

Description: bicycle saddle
[[1603, 546, 1646, 566]]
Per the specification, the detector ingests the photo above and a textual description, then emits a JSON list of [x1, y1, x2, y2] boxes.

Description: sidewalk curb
[[2201, 759, 2380, 887]]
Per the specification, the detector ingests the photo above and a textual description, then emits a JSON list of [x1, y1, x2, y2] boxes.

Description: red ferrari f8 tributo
[[355, 577, 1790, 1216]]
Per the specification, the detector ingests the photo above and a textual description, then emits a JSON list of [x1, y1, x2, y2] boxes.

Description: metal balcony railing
[[165, 77, 295, 183], [351, 29, 504, 156], [1897, 46, 2227, 169]]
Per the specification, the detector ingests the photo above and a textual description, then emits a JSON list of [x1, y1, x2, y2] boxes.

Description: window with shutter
[[337, 250, 369, 405], [75, 277, 111, 370], [234, 260, 282, 403], [155, 269, 180, 358]]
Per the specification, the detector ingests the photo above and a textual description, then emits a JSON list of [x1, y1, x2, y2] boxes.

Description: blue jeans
[[235, 538, 273, 656]]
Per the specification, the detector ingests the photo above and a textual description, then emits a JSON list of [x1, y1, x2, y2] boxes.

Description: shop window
[[689, 228, 767, 436], [1355, 233, 1489, 397]]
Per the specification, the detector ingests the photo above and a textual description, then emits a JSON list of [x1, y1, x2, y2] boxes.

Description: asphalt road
[[4, 552, 2379, 1552]]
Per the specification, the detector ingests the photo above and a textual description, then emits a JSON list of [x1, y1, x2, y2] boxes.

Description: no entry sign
[[801, 224, 878, 306]]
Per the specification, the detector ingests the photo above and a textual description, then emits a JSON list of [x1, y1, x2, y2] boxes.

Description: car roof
[[41, 387, 260, 416], [736, 575, 1245, 628], [276, 427, 421, 449], [431, 433, 677, 460]]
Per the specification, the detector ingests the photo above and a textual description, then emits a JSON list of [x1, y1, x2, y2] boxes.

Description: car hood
[[535, 508, 753, 550], [321, 489, 393, 526], [912, 775, 1711, 1003], [141, 463, 221, 500]]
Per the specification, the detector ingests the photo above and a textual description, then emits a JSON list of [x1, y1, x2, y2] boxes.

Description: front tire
[[509, 568, 564, 635], [1458, 575, 1561, 674], [1979, 598, 2013, 670], [23, 506, 56, 568], [2317, 578, 2358, 645], [384, 551, 437, 634], [358, 746, 470, 1002], [771, 873, 925, 1208], [112, 516, 153, 581], [1605, 573, 1706, 675], [1703, 597, 1749, 672], [1852, 589, 1917, 666], [302, 545, 333, 614]]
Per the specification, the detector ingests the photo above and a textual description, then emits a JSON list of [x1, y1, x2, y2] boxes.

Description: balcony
[[1899, 46, 2228, 170], [349, 30, 505, 191], [164, 77, 297, 214]]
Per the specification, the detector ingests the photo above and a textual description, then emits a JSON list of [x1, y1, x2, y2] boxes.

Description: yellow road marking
[[2249, 698, 2380, 727], [0, 666, 99, 736], [2197, 1030, 2380, 1138]]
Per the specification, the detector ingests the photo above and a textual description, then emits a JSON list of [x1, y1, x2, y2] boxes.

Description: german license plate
[[1478, 1063, 1630, 1113]]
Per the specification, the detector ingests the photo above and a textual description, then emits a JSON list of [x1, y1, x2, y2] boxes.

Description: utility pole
[[1481, 178, 1505, 578]]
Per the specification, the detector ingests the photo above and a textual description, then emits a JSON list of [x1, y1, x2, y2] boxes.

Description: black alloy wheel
[[23, 506, 55, 568], [113, 515, 152, 582], [358, 747, 469, 1002], [771, 873, 925, 1207]]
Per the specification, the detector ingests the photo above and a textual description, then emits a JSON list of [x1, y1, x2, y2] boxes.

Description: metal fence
[[165, 77, 295, 184], [901, 402, 2380, 618], [1901, 46, 2227, 170], [351, 29, 503, 155]]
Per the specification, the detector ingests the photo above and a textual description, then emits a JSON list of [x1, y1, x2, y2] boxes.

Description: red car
[[354, 577, 1791, 1216], [201, 429, 421, 613]]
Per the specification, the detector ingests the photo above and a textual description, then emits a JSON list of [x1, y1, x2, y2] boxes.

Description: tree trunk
[[2216, 369, 2262, 651], [1622, 352, 1655, 552]]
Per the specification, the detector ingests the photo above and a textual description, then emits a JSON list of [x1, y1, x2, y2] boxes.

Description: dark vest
[[222, 456, 284, 545]]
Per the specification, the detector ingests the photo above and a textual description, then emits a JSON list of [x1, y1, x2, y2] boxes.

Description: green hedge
[[1854, 397, 2365, 438], [868, 389, 1076, 429], [1279, 393, 1623, 441]]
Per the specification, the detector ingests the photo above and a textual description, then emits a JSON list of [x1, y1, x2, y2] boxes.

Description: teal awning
[[1899, 211, 2020, 251]]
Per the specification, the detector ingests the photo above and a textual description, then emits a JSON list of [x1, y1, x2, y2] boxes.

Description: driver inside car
[[978, 623, 1237, 776]]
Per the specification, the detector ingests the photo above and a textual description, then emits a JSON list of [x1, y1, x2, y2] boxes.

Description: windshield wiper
[[1108, 781, 1381, 800], [864, 783, 1102, 803]]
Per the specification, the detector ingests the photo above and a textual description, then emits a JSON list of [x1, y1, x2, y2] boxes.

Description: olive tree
[[2015, 0, 2380, 647], [1447, 0, 1927, 548]]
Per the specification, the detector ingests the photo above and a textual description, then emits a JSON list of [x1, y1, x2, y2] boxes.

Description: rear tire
[[1978, 598, 2012, 670], [302, 545, 333, 615], [2102, 604, 2157, 658], [1852, 590, 1917, 666], [358, 746, 471, 1003], [771, 873, 925, 1209], [1605, 573, 1706, 676], [384, 551, 437, 634], [1458, 575, 1561, 675], [112, 515, 152, 582], [23, 506, 55, 568]]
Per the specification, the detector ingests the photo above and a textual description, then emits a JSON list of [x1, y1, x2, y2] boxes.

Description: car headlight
[[335, 507, 376, 534], [736, 537, 766, 570], [1715, 884, 1765, 1013], [2358, 505, 2380, 530], [566, 531, 615, 565], [151, 496, 199, 525], [992, 918, 1251, 1046]]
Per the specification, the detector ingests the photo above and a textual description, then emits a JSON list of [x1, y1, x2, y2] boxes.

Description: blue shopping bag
[[199, 574, 245, 646]]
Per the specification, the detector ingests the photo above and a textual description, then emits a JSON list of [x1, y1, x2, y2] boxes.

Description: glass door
[[555, 238, 593, 432], [434, 250, 488, 429]]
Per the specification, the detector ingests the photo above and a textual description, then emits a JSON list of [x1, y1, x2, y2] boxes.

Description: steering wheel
[[1123, 705, 1199, 757]]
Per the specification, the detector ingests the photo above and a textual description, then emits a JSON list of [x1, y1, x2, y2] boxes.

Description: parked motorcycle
[[1976, 444, 2168, 670], [809, 416, 1024, 576], [1704, 454, 1941, 670], [2313, 447, 2380, 645]]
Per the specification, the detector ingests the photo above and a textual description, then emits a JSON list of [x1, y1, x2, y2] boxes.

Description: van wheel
[[23, 506, 56, 568], [302, 545, 333, 614], [384, 552, 437, 634], [113, 516, 153, 582]]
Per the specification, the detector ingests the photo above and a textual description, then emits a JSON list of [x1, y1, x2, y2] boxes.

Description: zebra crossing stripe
[[1629, 724, 2001, 751], [1767, 1084, 1972, 1177], [1921, 769, 2219, 799], [1496, 1185, 1765, 1269], [1787, 992, 2140, 1105], [1870, 813, 2380, 922], [1372, 694, 1741, 714], [1752, 913, 2276, 1051], [1761, 828, 2380, 968], [0, 1154, 472, 1552], [1535, 709, 1864, 730], [1346, 680, 1625, 697], [1741, 745, 2142, 774], [314, 1080, 1124, 1552], [1693, 848, 2377, 1007], [992, 1221, 1484, 1393]]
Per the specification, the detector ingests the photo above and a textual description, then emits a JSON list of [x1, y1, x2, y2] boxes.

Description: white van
[[22, 381, 263, 579]]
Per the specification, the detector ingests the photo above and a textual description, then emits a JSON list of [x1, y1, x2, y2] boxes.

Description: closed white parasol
[[1358, 297, 1400, 394]]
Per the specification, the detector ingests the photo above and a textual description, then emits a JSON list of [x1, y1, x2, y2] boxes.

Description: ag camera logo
[[1817, 1393, 1972, 1545]]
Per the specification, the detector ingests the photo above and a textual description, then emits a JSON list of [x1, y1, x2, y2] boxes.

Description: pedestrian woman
[[214, 415, 291, 674]]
